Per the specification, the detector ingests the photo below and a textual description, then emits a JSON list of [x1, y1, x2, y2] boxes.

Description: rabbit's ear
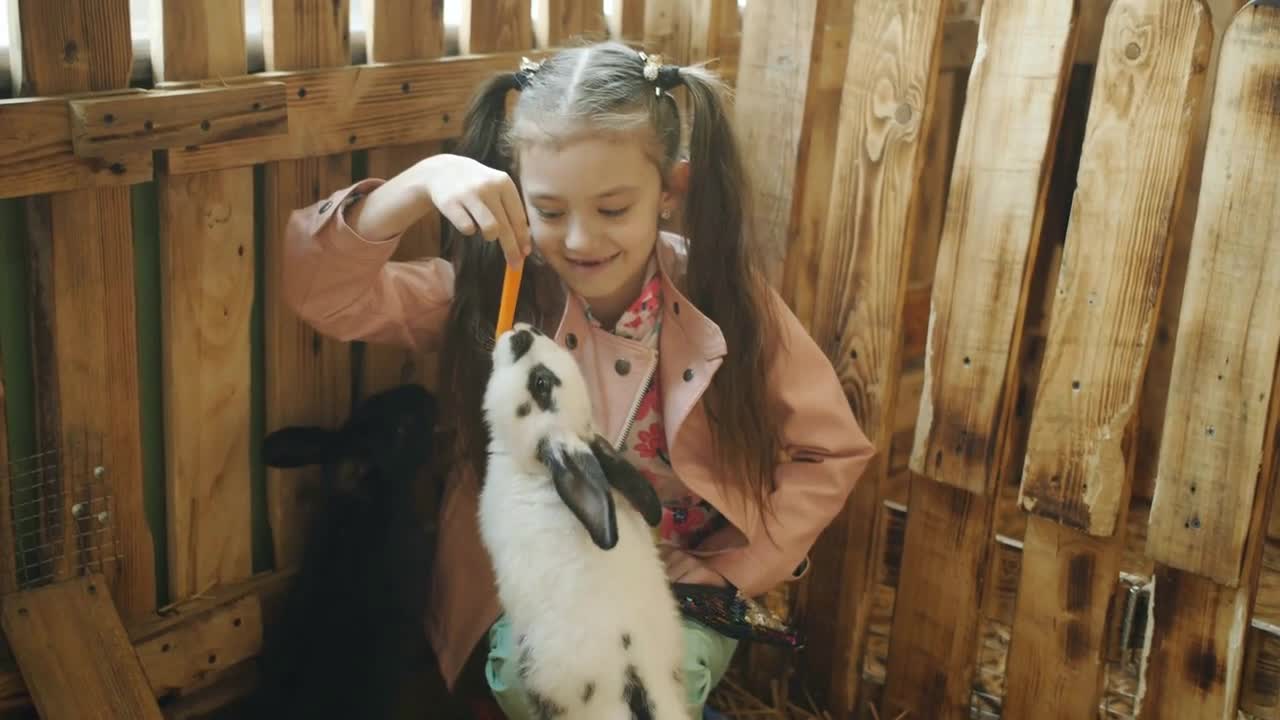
[[263, 427, 342, 468], [537, 435, 619, 550], [589, 435, 662, 528]]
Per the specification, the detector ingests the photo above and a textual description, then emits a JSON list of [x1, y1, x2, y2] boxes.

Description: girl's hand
[[660, 545, 728, 587], [422, 154, 532, 268]]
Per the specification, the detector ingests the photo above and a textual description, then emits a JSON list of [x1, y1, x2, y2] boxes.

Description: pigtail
[[439, 71, 548, 479], [676, 66, 784, 525]]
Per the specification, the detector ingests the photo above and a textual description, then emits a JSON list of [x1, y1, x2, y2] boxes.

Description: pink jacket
[[281, 178, 876, 688]]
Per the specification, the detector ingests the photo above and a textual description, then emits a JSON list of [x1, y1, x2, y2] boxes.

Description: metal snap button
[[565, 333, 578, 349], [683, 368, 694, 381], [615, 359, 631, 376], [318, 200, 332, 213]]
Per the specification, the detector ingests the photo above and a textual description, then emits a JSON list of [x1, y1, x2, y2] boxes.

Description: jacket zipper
[[614, 359, 658, 452]]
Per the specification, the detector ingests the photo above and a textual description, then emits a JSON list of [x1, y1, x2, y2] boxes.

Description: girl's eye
[[534, 207, 563, 220], [600, 206, 631, 218]]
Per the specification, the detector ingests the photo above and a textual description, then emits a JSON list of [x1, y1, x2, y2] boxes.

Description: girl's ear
[[661, 158, 690, 212]]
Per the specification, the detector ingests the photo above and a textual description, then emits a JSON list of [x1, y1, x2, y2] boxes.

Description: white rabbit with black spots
[[478, 322, 690, 720]]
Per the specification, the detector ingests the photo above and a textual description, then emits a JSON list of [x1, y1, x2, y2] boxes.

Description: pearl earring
[[660, 208, 672, 220]]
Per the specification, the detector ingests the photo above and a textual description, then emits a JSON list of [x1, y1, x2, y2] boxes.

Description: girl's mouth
[[566, 252, 620, 272]]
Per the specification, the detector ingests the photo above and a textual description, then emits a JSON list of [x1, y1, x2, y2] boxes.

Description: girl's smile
[[519, 136, 677, 328]]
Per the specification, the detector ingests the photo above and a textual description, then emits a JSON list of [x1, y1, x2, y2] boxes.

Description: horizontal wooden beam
[[156, 49, 555, 175], [69, 83, 289, 159], [0, 91, 152, 200], [0, 570, 295, 712]]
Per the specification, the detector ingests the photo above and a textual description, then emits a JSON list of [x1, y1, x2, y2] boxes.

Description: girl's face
[[519, 136, 678, 328]]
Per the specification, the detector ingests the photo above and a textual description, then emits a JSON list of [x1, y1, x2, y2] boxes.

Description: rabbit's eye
[[535, 376, 549, 393]]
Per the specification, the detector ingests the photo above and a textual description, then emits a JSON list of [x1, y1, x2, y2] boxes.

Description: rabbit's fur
[[250, 383, 439, 719], [478, 324, 690, 720]]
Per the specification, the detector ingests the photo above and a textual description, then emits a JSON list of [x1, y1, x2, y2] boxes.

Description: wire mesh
[[1, 431, 123, 591]]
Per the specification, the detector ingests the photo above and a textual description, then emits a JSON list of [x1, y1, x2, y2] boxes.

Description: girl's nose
[[563, 218, 594, 252]]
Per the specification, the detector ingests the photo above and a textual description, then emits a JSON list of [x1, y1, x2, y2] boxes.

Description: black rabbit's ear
[[262, 427, 341, 468], [537, 435, 618, 550], [589, 435, 663, 528]]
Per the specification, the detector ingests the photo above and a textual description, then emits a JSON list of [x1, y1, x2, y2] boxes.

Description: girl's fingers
[[437, 200, 477, 237], [498, 179, 532, 255], [466, 196, 522, 268]]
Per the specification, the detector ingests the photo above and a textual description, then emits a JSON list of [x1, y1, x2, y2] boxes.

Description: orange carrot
[[495, 261, 524, 339]]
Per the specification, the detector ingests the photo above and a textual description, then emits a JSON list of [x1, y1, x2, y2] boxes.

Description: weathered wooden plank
[[535, 0, 607, 46], [262, 0, 354, 570], [69, 83, 288, 158], [460, 0, 534, 54], [733, 0, 845, 294], [261, 0, 350, 71], [150, 0, 255, 606], [1146, 0, 1280, 587], [0, 575, 163, 719], [364, 0, 445, 63], [792, 0, 948, 714], [610, 0, 647, 42], [0, 569, 293, 713], [157, 51, 552, 176], [1020, 0, 1212, 537], [1002, 4, 1215, 697], [135, 594, 261, 695], [358, 0, 448, 401], [1137, 5, 1280, 715], [7, 0, 133, 96], [149, 0, 245, 82], [907, 0, 1080, 496], [14, 0, 158, 622], [0, 93, 152, 200], [882, 475, 997, 719], [1133, 0, 1251, 504]]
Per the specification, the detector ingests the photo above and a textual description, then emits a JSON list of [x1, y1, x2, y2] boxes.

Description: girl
[[280, 41, 874, 718]]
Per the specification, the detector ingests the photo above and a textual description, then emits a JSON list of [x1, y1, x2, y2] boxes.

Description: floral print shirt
[[581, 261, 725, 550]]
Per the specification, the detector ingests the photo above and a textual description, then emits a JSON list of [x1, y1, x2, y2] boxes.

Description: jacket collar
[[652, 232, 727, 362]]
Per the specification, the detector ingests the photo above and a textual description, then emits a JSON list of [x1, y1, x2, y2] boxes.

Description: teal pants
[[484, 613, 738, 718]]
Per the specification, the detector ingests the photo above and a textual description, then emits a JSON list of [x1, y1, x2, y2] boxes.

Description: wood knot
[[1124, 42, 1142, 60]]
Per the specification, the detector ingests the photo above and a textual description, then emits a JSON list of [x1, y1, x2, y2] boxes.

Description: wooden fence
[[0, 0, 1276, 718]]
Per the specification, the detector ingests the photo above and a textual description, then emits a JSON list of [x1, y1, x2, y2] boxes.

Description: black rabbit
[[248, 382, 440, 719]]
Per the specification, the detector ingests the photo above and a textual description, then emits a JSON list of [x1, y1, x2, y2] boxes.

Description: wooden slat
[[135, 594, 261, 695], [1242, 623, 1280, 719], [150, 0, 255, 606], [358, 0, 448, 401], [882, 475, 997, 718], [535, 0, 607, 46], [364, 0, 446, 63], [907, 0, 1080, 496], [1133, 0, 1250, 505], [1138, 3, 1280, 714], [792, 0, 948, 714], [733, 0, 845, 294], [460, 0, 534, 54], [1019, 0, 1212, 536], [262, 0, 354, 570], [13, 0, 158, 622], [687, 0, 740, 86], [0, 94, 152, 200], [0, 570, 294, 713], [149, 0, 245, 82], [7, 0, 133, 96], [0, 575, 163, 719], [69, 83, 288, 158], [156, 51, 553, 176], [1146, 0, 1280, 587], [883, 3, 1077, 717], [609, 0, 647, 42]]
